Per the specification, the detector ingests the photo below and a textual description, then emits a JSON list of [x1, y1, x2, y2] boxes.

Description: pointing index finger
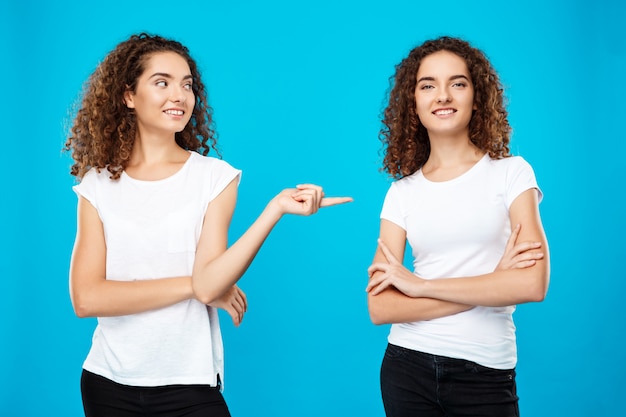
[[320, 196, 353, 207]]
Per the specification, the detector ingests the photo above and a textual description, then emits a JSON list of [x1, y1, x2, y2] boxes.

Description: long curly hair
[[380, 36, 511, 179], [64, 33, 219, 180]]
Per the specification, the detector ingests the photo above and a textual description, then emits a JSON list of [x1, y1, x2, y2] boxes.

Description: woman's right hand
[[495, 224, 544, 271], [207, 285, 248, 327], [271, 184, 352, 216]]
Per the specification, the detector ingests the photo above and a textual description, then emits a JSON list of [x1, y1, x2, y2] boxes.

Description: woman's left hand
[[207, 285, 248, 327], [366, 239, 425, 297], [495, 223, 544, 271]]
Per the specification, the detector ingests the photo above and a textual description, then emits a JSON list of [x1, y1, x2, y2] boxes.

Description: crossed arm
[[366, 188, 550, 325], [69, 180, 351, 325]]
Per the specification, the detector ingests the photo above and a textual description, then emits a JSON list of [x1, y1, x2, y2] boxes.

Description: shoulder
[[187, 152, 239, 173], [487, 155, 535, 175], [389, 170, 422, 191], [488, 155, 532, 168], [186, 152, 242, 198], [489, 156, 542, 203], [76, 166, 113, 187], [73, 166, 117, 203]]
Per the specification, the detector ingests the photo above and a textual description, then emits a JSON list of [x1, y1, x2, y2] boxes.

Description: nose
[[170, 85, 187, 103], [436, 88, 451, 104]]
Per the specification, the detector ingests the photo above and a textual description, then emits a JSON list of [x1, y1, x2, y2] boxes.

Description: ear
[[124, 88, 135, 109]]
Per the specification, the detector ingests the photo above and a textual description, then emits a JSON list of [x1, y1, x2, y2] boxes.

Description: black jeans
[[81, 370, 231, 417], [380, 344, 519, 417]]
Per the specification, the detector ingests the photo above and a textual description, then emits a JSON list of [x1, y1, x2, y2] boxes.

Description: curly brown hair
[[380, 36, 511, 179], [64, 33, 219, 180]]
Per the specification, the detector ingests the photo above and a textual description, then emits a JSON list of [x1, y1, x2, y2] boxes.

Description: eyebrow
[[148, 72, 193, 81], [417, 74, 470, 83]]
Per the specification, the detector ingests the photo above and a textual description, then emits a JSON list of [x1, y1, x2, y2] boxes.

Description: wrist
[[265, 198, 286, 221], [419, 277, 434, 299], [186, 276, 197, 300]]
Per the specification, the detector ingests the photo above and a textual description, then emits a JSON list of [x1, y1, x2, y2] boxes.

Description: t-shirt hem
[[83, 365, 220, 388]]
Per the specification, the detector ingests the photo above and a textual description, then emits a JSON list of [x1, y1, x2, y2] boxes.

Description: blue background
[[1, 0, 624, 416]]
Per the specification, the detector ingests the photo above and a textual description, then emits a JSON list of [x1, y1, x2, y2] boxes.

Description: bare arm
[[367, 219, 473, 325], [367, 189, 550, 307], [70, 181, 351, 320], [192, 182, 352, 304], [69, 196, 195, 318]]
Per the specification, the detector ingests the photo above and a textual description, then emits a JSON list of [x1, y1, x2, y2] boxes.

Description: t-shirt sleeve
[[72, 169, 99, 209], [505, 157, 543, 208], [207, 159, 242, 203], [380, 182, 406, 230]]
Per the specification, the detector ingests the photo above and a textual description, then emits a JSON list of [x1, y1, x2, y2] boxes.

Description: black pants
[[81, 370, 231, 417], [380, 344, 519, 417]]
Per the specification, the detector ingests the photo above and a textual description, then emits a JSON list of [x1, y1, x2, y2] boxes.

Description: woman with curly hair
[[366, 36, 550, 416], [65, 33, 351, 417]]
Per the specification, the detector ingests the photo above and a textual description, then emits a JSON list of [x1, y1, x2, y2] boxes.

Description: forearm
[[421, 266, 549, 307], [71, 276, 194, 318], [368, 287, 472, 325], [192, 202, 283, 304], [369, 208, 550, 308]]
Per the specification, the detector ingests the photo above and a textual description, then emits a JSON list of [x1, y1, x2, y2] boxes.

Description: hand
[[207, 285, 247, 327], [495, 224, 544, 271], [366, 239, 424, 297], [272, 184, 352, 216]]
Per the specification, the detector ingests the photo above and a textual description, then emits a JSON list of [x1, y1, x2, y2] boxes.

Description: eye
[[419, 84, 434, 90], [183, 82, 193, 91], [155, 80, 167, 87], [452, 82, 467, 88]]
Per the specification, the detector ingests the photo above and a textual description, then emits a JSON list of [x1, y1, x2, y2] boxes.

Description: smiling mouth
[[164, 109, 184, 116], [433, 109, 455, 116]]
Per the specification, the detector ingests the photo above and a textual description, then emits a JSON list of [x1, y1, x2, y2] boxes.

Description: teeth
[[165, 109, 184, 116], [434, 109, 454, 115]]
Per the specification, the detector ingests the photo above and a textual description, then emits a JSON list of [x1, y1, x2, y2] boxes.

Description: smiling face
[[414, 50, 475, 140], [124, 51, 195, 137]]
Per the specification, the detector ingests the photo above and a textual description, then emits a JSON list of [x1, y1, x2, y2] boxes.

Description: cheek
[[184, 109, 194, 125], [414, 95, 428, 113], [415, 105, 432, 124], [467, 89, 476, 109]]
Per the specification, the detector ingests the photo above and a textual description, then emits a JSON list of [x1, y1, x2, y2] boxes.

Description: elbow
[[368, 298, 390, 325], [194, 294, 215, 306], [70, 284, 101, 318], [526, 289, 546, 303], [69, 274, 100, 318], [525, 271, 550, 303], [191, 281, 218, 305], [74, 307, 92, 319], [192, 288, 212, 305], [71, 295, 96, 318], [529, 282, 549, 303], [369, 312, 388, 326], [191, 266, 224, 305], [533, 284, 549, 302]]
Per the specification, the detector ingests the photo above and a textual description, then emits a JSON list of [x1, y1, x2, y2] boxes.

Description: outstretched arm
[[69, 182, 351, 320], [367, 188, 549, 308], [192, 182, 352, 305]]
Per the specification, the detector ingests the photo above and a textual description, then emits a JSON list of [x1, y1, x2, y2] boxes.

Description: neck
[[129, 132, 185, 166], [125, 134, 190, 181], [426, 133, 481, 166]]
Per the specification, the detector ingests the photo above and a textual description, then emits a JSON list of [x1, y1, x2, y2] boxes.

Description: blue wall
[[1, 1, 624, 415]]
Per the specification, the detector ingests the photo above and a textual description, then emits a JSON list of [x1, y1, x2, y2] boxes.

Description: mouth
[[433, 108, 456, 116], [164, 109, 185, 116]]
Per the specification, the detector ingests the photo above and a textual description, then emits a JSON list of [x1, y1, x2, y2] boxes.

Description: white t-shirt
[[380, 154, 541, 369], [73, 151, 241, 387]]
